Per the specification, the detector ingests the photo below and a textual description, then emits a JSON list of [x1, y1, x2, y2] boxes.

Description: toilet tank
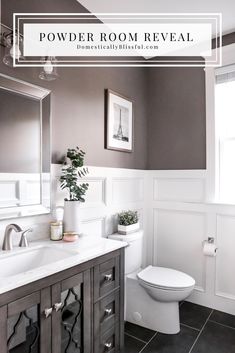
[[108, 230, 143, 275]]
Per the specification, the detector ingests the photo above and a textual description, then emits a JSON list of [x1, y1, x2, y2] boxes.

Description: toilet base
[[126, 272, 180, 334]]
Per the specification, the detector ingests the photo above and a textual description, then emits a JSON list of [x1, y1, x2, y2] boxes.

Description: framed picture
[[105, 89, 133, 152]]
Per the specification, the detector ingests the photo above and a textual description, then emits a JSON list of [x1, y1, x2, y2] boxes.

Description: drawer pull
[[104, 274, 113, 281], [104, 342, 112, 349], [44, 307, 53, 318], [105, 308, 112, 316], [54, 302, 62, 312]]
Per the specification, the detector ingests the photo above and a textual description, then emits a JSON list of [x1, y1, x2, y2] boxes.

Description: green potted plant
[[60, 147, 89, 235], [117, 210, 139, 235]]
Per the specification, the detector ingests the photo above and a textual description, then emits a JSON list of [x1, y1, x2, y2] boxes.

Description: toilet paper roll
[[202, 241, 218, 257]]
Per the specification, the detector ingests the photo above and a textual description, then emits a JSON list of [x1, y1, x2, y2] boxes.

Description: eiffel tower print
[[113, 103, 129, 142], [116, 108, 124, 140]]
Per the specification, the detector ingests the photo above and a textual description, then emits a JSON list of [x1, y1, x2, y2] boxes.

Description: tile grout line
[[188, 309, 214, 353], [124, 332, 148, 344], [209, 319, 235, 331], [138, 331, 158, 353], [181, 323, 200, 332]]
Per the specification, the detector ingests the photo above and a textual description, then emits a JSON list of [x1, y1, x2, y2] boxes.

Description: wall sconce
[[1, 24, 59, 80], [1, 30, 24, 67], [39, 56, 59, 81]]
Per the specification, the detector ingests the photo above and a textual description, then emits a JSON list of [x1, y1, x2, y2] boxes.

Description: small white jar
[[50, 222, 63, 241]]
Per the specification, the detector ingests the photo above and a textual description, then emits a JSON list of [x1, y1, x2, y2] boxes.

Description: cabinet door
[[1, 289, 51, 353], [51, 269, 92, 353]]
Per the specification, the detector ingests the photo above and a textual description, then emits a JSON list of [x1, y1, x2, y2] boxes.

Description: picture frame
[[105, 89, 133, 152]]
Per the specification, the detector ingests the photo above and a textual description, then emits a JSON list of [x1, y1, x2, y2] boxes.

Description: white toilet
[[109, 230, 195, 334]]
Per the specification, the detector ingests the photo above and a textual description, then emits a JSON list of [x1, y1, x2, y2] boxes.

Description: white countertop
[[0, 236, 127, 295]]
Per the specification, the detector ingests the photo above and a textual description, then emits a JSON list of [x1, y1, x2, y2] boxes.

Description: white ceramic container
[[63, 200, 82, 235], [117, 222, 140, 235]]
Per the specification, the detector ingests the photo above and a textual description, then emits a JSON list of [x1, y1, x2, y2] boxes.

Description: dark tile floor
[[123, 301, 235, 353]]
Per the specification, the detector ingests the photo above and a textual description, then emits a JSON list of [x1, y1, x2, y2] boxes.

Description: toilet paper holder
[[202, 237, 216, 246], [207, 237, 215, 244], [202, 237, 218, 256]]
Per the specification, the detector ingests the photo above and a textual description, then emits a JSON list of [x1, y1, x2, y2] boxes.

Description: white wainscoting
[[148, 170, 235, 315], [52, 165, 148, 263], [153, 209, 206, 292], [0, 166, 146, 254], [216, 214, 235, 301], [1, 166, 235, 315]]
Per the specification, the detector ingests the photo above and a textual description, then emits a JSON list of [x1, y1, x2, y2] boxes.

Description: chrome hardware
[[207, 237, 215, 244], [202, 237, 216, 246], [202, 237, 218, 253], [104, 342, 112, 349], [2, 224, 22, 250], [54, 302, 62, 312], [104, 274, 113, 281], [105, 308, 112, 316], [2, 224, 33, 251], [19, 228, 33, 248], [44, 307, 53, 318]]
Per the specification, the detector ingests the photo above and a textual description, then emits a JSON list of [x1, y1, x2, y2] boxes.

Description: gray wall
[[0, 65, 148, 169], [147, 32, 235, 170], [1, 0, 235, 171], [147, 67, 206, 169], [1, 0, 148, 170]]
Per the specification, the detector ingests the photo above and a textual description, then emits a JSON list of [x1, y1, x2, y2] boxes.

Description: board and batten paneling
[[0, 166, 147, 265], [2, 166, 235, 315], [52, 165, 148, 263], [154, 178, 205, 202], [82, 217, 105, 238], [154, 209, 206, 292], [149, 170, 235, 315], [112, 178, 144, 204], [216, 214, 235, 300]]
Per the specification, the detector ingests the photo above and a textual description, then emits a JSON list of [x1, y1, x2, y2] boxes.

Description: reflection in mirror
[[0, 73, 51, 220]]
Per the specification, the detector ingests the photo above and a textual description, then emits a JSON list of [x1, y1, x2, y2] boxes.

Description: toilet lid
[[137, 266, 195, 290]]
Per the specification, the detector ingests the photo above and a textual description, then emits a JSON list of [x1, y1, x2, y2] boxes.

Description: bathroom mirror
[[0, 73, 51, 220]]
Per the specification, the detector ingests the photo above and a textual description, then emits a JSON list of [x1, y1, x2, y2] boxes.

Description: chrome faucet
[[2, 224, 32, 251], [19, 228, 32, 248]]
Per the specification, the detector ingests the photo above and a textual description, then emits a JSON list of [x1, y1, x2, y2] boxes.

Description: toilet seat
[[137, 265, 195, 291]]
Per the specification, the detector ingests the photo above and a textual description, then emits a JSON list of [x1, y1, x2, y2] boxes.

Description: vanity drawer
[[99, 325, 120, 353], [94, 290, 120, 336], [94, 256, 120, 300]]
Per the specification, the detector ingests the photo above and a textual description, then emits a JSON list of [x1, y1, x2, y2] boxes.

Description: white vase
[[118, 222, 140, 235], [63, 200, 82, 235]]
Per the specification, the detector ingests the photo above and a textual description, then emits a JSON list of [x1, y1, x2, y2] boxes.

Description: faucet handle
[[19, 228, 33, 248]]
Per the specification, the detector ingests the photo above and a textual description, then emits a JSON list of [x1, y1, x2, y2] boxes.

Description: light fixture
[[39, 56, 59, 81], [2, 31, 24, 67]]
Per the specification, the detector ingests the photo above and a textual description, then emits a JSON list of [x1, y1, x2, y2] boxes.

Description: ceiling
[[78, 0, 235, 35]]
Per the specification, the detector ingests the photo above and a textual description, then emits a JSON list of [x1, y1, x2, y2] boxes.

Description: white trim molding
[[205, 43, 235, 204]]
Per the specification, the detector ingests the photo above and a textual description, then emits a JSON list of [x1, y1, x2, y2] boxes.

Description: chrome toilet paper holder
[[202, 237, 216, 246], [207, 237, 215, 244], [202, 236, 218, 255]]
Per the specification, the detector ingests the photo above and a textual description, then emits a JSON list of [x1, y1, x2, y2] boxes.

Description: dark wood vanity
[[0, 248, 124, 353]]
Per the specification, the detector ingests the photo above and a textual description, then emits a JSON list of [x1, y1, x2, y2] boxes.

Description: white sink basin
[[0, 246, 76, 278]]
